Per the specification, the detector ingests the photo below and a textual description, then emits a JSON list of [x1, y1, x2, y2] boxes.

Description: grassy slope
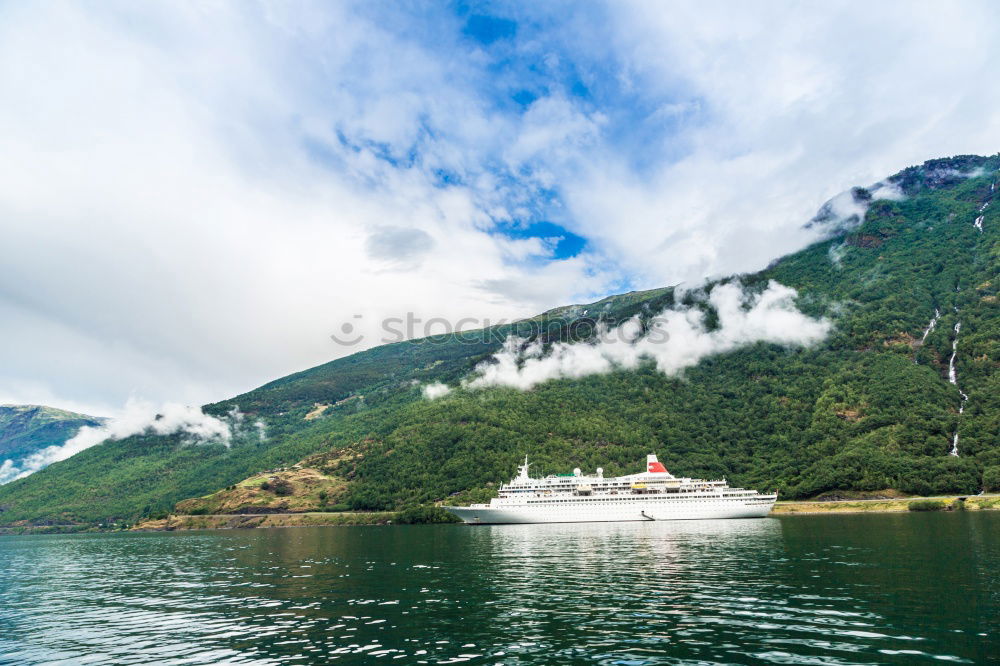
[[1, 155, 998, 525], [173, 465, 347, 515]]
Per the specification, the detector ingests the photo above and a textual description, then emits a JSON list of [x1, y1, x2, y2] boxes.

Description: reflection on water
[[0, 514, 997, 664]]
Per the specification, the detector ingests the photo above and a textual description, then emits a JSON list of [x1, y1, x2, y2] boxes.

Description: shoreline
[[132, 511, 398, 532], [136, 494, 1000, 530], [774, 494, 1000, 515], [3, 495, 998, 535]]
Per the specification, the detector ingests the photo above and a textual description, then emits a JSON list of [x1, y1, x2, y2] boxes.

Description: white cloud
[[871, 182, 906, 202], [465, 281, 829, 390], [422, 382, 452, 400], [546, 0, 1000, 286], [0, 3, 612, 412], [0, 399, 241, 484], [1, 1, 999, 415]]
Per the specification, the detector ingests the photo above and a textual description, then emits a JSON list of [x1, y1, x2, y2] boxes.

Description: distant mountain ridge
[[0, 405, 106, 483], [1, 154, 998, 526]]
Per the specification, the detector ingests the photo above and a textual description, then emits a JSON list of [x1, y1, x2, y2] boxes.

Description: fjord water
[[1, 514, 997, 665]]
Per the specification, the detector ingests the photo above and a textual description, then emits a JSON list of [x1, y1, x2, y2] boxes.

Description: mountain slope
[[0, 405, 106, 484], [0, 290, 678, 524], [1, 154, 998, 525]]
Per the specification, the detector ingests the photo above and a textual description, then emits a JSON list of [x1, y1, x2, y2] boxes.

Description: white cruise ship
[[444, 455, 776, 524]]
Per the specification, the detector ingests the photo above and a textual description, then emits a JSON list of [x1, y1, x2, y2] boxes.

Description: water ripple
[[1, 514, 998, 664]]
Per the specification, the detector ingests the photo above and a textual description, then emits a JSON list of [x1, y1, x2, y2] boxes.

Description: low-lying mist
[[0, 400, 264, 484], [425, 280, 830, 396]]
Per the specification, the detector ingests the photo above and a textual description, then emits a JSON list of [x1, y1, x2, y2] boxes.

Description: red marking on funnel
[[648, 461, 668, 473]]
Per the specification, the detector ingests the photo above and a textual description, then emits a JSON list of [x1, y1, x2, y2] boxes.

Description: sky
[[2, 0, 999, 417]]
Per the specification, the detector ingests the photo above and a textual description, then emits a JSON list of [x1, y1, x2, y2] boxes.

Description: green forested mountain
[[0, 405, 105, 484], [1, 154, 998, 526]]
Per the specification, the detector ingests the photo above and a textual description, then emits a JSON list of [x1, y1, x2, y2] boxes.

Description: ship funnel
[[646, 454, 668, 474]]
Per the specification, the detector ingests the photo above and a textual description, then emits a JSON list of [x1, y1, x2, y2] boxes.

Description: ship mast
[[516, 455, 531, 480]]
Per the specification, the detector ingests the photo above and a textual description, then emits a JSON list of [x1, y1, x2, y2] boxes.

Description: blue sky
[[2, 0, 1000, 415]]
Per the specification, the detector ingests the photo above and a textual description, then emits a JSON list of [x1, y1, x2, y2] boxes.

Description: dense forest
[[1, 154, 998, 526]]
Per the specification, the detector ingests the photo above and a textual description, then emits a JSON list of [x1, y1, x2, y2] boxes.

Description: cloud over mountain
[[462, 281, 829, 391], [0, 401, 246, 484]]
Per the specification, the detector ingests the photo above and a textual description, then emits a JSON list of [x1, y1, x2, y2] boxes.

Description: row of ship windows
[[503, 494, 756, 502], [512, 501, 762, 508], [515, 498, 755, 504], [505, 489, 741, 494], [506, 486, 721, 491]]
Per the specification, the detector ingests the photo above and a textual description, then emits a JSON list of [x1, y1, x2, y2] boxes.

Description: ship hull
[[444, 496, 776, 524]]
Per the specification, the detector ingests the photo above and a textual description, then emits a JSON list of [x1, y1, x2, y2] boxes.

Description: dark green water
[[1, 513, 997, 664]]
